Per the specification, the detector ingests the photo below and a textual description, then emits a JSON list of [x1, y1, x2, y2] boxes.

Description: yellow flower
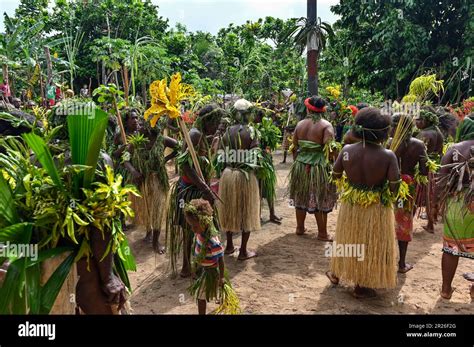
[[325, 85, 341, 99], [144, 72, 195, 127]]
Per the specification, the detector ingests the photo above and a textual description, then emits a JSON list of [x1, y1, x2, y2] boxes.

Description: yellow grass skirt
[[130, 172, 168, 232], [218, 168, 261, 233], [330, 201, 397, 289]]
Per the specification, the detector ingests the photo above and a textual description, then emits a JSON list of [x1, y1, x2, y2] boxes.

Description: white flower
[[234, 99, 253, 111]]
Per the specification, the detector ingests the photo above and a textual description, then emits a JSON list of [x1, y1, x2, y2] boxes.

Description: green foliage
[[255, 117, 282, 151], [329, 0, 471, 102]]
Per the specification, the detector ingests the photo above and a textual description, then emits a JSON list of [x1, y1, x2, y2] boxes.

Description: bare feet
[[180, 267, 192, 278], [353, 286, 377, 299], [440, 287, 455, 300], [144, 231, 152, 243], [317, 234, 333, 242], [463, 272, 474, 282], [296, 227, 307, 236], [154, 243, 165, 254], [269, 214, 282, 225], [325, 271, 339, 285], [224, 247, 238, 255], [237, 250, 257, 261], [398, 263, 414, 274], [422, 225, 434, 234]]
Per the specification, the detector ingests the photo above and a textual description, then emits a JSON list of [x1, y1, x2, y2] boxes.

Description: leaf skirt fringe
[[129, 173, 168, 232], [166, 180, 203, 274], [288, 160, 336, 213], [218, 168, 261, 233], [330, 201, 398, 289]]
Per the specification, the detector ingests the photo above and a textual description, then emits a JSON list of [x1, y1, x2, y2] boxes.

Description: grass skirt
[[218, 168, 261, 233], [330, 201, 397, 289], [288, 160, 337, 213], [166, 179, 204, 273], [443, 195, 474, 259], [129, 173, 168, 232], [260, 151, 277, 204]]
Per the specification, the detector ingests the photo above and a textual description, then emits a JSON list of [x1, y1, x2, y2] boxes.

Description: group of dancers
[[115, 95, 473, 312]]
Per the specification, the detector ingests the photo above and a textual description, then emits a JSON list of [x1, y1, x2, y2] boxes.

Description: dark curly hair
[[196, 104, 225, 130], [308, 96, 326, 109], [353, 107, 391, 142]]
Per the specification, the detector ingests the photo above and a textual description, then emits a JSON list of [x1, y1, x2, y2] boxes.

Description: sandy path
[[128, 151, 473, 314]]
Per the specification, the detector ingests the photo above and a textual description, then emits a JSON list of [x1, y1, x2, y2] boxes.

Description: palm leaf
[[39, 251, 76, 314], [0, 222, 33, 243], [22, 133, 64, 191], [67, 109, 108, 191], [25, 263, 41, 314], [0, 259, 21, 313]]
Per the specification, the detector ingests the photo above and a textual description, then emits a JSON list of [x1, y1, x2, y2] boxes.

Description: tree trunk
[[307, 0, 318, 96], [2, 64, 8, 85], [44, 46, 53, 86], [101, 61, 106, 85]]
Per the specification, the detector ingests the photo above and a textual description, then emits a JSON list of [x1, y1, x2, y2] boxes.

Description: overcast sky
[[1, 0, 339, 34]]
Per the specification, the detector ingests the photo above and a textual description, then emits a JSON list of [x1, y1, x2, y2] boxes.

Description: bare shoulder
[[320, 118, 333, 128], [189, 128, 202, 145], [384, 148, 398, 160], [410, 137, 426, 151]]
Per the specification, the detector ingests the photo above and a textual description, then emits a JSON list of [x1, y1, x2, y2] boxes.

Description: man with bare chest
[[288, 96, 337, 241], [390, 114, 428, 273], [415, 107, 444, 233]]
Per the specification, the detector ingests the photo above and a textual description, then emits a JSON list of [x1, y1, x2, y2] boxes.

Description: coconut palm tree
[[285, 0, 334, 96]]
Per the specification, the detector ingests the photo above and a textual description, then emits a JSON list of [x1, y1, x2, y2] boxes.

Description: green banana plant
[[0, 106, 136, 313]]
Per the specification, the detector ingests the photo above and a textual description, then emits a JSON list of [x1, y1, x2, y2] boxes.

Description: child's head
[[184, 199, 213, 234]]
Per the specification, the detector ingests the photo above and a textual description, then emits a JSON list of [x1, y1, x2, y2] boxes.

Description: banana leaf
[[22, 132, 64, 191], [39, 251, 76, 314], [117, 237, 136, 271], [67, 109, 108, 192], [0, 259, 21, 313], [114, 253, 131, 292], [25, 262, 40, 314]]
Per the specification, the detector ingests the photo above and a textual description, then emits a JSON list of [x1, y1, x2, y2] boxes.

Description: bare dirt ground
[[128, 151, 473, 314]]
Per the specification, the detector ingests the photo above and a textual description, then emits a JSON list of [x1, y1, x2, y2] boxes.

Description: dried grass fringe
[[330, 201, 397, 289], [130, 173, 168, 231], [218, 168, 261, 233]]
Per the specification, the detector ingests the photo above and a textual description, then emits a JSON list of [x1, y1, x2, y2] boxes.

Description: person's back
[[396, 137, 427, 176], [288, 96, 336, 240], [342, 143, 397, 188], [415, 108, 444, 157], [223, 123, 256, 151], [329, 107, 399, 298], [294, 117, 332, 146], [437, 117, 474, 300]]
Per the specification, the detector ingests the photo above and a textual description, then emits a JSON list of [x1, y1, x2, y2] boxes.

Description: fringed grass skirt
[[218, 168, 261, 233], [443, 196, 474, 259], [130, 173, 168, 232], [288, 160, 336, 213], [330, 202, 397, 289]]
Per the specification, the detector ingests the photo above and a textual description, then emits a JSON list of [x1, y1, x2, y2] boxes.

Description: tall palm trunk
[[2, 64, 9, 95], [307, 0, 318, 96]]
